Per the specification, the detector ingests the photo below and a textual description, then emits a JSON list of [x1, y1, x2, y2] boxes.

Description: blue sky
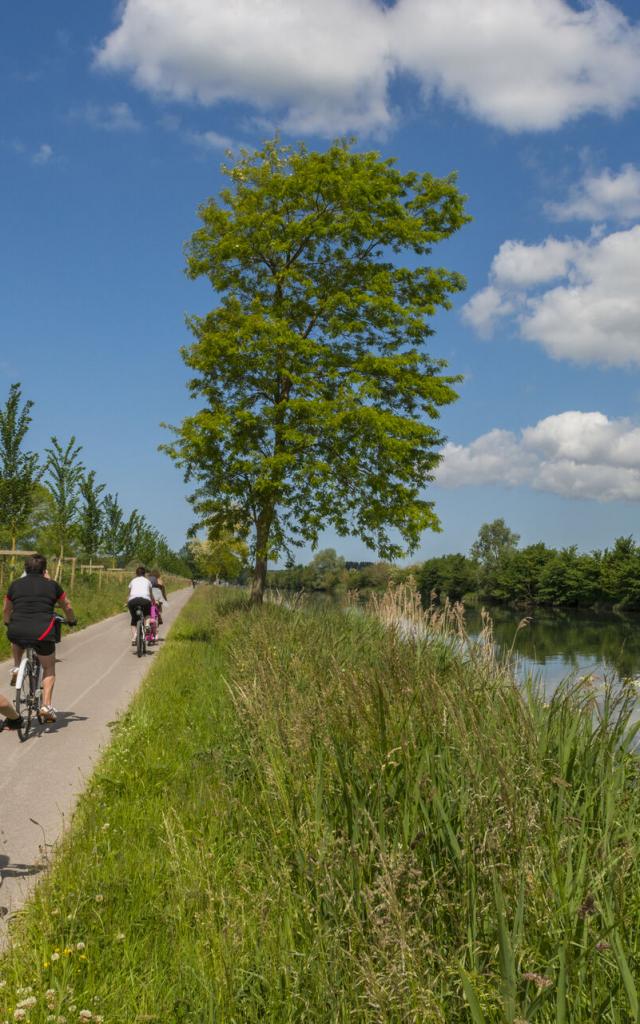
[[1, 0, 640, 562]]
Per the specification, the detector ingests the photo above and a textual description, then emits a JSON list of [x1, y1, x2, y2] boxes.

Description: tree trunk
[[250, 552, 268, 605], [250, 510, 272, 605]]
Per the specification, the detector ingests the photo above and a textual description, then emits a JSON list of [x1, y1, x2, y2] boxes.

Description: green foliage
[[163, 137, 470, 599], [415, 524, 640, 610], [305, 547, 347, 590], [0, 382, 39, 548], [471, 517, 520, 567], [77, 470, 106, 559], [417, 552, 476, 603], [43, 435, 84, 557], [189, 531, 249, 581], [4, 588, 640, 1021], [0, 387, 188, 572], [470, 518, 520, 596], [101, 492, 127, 563]]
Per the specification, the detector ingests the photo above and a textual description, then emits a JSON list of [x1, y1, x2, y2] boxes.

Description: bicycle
[[13, 615, 67, 741], [134, 606, 155, 657]]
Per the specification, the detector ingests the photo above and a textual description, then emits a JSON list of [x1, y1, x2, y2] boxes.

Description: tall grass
[[1, 585, 639, 1022]]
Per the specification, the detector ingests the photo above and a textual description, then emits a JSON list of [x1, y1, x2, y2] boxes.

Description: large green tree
[[164, 139, 470, 603], [0, 383, 39, 551]]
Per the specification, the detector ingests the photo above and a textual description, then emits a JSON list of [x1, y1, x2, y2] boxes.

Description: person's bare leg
[[0, 694, 19, 721], [11, 643, 23, 668], [39, 652, 56, 708]]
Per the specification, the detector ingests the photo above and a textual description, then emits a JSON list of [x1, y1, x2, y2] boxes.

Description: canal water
[[464, 605, 640, 689]]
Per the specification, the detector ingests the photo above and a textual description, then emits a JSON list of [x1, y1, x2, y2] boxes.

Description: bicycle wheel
[[15, 659, 35, 740], [136, 616, 145, 658]]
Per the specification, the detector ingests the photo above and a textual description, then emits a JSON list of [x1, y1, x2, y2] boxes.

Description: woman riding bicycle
[[3, 553, 76, 724]]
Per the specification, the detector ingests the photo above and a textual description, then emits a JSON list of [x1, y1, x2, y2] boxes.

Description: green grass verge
[[0, 575, 185, 660], [1, 587, 640, 1022]]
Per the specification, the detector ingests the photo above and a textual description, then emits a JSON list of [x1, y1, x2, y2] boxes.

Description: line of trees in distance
[[268, 518, 640, 611], [0, 383, 190, 575]]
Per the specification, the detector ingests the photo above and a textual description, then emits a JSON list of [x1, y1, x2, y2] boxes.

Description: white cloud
[[437, 428, 536, 487], [393, 0, 640, 132], [96, 0, 392, 135], [72, 102, 142, 132], [158, 113, 236, 152], [438, 411, 640, 501], [491, 238, 581, 288], [463, 225, 640, 366], [95, 0, 640, 134], [32, 143, 53, 165], [547, 163, 640, 223], [460, 285, 513, 338], [185, 129, 235, 151]]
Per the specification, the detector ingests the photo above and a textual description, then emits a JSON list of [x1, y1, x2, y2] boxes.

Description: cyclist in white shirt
[[127, 565, 154, 645]]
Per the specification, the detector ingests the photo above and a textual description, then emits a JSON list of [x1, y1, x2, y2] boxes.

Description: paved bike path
[[0, 587, 194, 945]]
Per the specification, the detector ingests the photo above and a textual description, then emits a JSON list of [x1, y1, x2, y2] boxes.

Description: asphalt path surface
[[0, 587, 193, 945]]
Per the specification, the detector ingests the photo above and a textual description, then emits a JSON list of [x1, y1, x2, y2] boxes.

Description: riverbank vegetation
[[268, 520, 640, 611], [2, 585, 639, 1022]]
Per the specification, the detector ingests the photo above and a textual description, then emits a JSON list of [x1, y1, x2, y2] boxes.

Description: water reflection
[[465, 606, 640, 686]]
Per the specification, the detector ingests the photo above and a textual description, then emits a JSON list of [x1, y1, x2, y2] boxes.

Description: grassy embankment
[[0, 574, 186, 660], [2, 586, 640, 1022]]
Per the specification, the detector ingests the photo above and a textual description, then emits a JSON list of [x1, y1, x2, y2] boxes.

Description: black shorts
[[128, 598, 151, 625], [8, 638, 55, 656]]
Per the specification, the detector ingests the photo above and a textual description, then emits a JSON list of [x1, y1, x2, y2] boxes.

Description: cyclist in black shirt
[[3, 553, 76, 724]]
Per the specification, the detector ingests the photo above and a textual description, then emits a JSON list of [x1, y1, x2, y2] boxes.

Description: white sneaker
[[39, 705, 57, 724]]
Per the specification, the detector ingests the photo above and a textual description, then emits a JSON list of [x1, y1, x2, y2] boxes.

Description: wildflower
[[78, 1012, 93, 1021], [79, 955, 87, 962], [101, 822, 110, 831], [596, 940, 611, 952], [522, 972, 552, 989], [13, 1012, 27, 1022], [578, 894, 596, 919], [115, 932, 125, 942], [43, 962, 50, 969], [51, 952, 60, 962], [0, 981, 5, 988], [16, 998, 36, 1009], [76, 942, 85, 951], [94, 895, 104, 903]]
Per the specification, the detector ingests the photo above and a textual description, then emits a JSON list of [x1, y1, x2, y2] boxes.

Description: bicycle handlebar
[[55, 614, 77, 627]]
